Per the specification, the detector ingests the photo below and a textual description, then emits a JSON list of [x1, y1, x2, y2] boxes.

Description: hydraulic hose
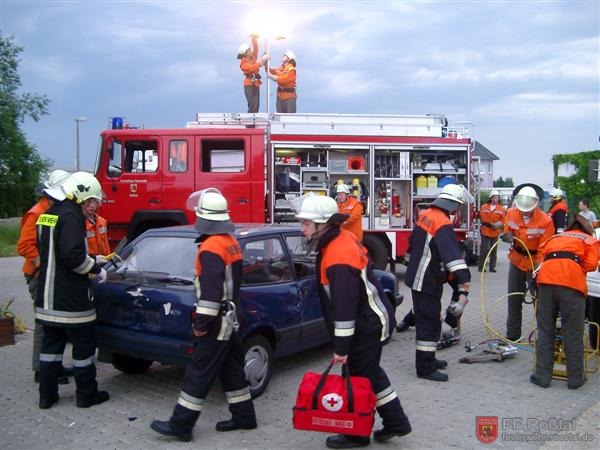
[[478, 236, 537, 350]]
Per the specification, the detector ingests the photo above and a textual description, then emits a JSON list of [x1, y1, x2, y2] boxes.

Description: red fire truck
[[94, 113, 475, 269]]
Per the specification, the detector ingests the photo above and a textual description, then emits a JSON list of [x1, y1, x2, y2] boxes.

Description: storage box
[[416, 187, 441, 196], [374, 216, 390, 229], [329, 160, 347, 172]]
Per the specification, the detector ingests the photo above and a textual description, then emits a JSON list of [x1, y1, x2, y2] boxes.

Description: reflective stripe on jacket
[[404, 207, 471, 296], [536, 231, 599, 296], [318, 228, 394, 355], [480, 202, 505, 238], [35, 200, 101, 327], [85, 214, 111, 256], [194, 234, 243, 341], [504, 207, 554, 272]]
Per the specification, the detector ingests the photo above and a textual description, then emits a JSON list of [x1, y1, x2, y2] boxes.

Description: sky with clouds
[[2, 0, 598, 188]]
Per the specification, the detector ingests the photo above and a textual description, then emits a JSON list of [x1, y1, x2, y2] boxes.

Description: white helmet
[[550, 187, 564, 198], [489, 189, 500, 197], [336, 184, 350, 194], [514, 186, 539, 212], [237, 43, 251, 56], [294, 193, 338, 224], [42, 169, 70, 199], [186, 188, 230, 221], [284, 50, 296, 62], [432, 184, 473, 212], [61, 172, 103, 203], [44, 170, 70, 189]]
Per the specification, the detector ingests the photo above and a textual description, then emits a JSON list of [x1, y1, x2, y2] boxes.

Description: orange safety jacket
[[17, 196, 52, 277], [548, 199, 568, 233], [269, 63, 297, 100], [85, 214, 111, 256], [338, 196, 363, 241], [318, 228, 394, 355], [240, 37, 262, 88], [193, 234, 243, 340], [480, 202, 505, 238], [536, 230, 599, 296], [504, 207, 554, 272]]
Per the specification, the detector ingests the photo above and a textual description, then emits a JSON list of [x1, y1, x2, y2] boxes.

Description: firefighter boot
[[150, 420, 192, 442], [373, 423, 412, 442]]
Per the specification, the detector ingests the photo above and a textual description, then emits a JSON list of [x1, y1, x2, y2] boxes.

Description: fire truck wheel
[[243, 334, 273, 398], [111, 353, 153, 374], [362, 235, 388, 270]]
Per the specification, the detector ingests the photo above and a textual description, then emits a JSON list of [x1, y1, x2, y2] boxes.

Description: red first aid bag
[[292, 362, 376, 437]]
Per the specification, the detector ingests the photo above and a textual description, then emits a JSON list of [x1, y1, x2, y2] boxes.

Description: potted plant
[[0, 298, 17, 346]]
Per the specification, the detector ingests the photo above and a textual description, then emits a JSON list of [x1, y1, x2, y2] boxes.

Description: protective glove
[[492, 221, 504, 230], [447, 294, 468, 317], [95, 255, 108, 265], [95, 268, 107, 284], [499, 231, 514, 244], [260, 54, 270, 65]]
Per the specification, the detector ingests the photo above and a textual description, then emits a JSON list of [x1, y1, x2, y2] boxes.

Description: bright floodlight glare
[[245, 12, 288, 39]]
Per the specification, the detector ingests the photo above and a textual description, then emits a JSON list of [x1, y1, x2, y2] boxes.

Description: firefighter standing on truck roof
[[266, 50, 297, 113], [17, 169, 73, 386], [295, 193, 411, 449], [35, 171, 110, 410], [548, 188, 568, 233], [151, 188, 256, 443], [531, 214, 599, 389], [478, 189, 506, 272], [499, 185, 554, 341], [404, 184, 473, 382], [335, 183, 363, 241], [238, 34, 270, 113]]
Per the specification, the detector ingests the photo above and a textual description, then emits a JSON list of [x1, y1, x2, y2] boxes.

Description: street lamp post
[[75, 117, 87, 171]]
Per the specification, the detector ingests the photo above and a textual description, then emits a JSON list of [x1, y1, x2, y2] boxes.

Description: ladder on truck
[[188, 112, 471, 139]]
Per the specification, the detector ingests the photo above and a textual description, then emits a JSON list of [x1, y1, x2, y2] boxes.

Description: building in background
[[472, 141, 499, 189]]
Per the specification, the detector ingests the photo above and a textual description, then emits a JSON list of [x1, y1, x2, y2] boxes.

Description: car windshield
[[114, 235, 197, 279]]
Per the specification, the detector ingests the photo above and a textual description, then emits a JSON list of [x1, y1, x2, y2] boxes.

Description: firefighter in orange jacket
[[499, 186, 554, 341], [531, 214, 599, 389], [295, 194, 411, 449], [336, 183, 363, 241], [478, 189, 506, 272], [547, 188, 568, 233], [151, 188, 256, 442], [267, 50, 297, 113], [238, 35, 270, 113], [16, 169, 71, 383], [404, 184, 473, 382], [82, 196, 110, 259]]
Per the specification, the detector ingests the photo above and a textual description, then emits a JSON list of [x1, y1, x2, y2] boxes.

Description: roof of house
[[473, 141, 499, 161]]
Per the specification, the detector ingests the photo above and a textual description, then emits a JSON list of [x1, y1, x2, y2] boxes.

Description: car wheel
[[243, 334, 273, 398], [111, 353, 153, 374], [362, 234, 388, 270]]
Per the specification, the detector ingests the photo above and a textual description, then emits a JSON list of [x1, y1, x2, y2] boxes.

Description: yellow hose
[[479, 236, 537, 347]]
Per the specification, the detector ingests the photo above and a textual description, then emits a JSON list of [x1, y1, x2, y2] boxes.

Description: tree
[[493, 176, 514, 187], [0, 34, 51, 217]]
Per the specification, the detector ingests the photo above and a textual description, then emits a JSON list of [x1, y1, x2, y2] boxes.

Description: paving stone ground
[[1, 244, 598, 449]]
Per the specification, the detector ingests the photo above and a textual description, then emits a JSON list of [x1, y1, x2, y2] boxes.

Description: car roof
[[139, 223, 302, 240]]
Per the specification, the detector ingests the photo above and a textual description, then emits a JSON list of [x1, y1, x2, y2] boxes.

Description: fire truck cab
[[94, 113, 475, 269]]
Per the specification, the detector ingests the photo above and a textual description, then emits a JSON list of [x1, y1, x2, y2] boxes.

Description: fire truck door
[[195, 136, 255, 223], [102, 137, 163, 226]]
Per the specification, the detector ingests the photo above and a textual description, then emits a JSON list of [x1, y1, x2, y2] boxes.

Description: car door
[[95, 233, 198, 358], [283, 233, 329, 349], [239, 235, 302, 356]]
